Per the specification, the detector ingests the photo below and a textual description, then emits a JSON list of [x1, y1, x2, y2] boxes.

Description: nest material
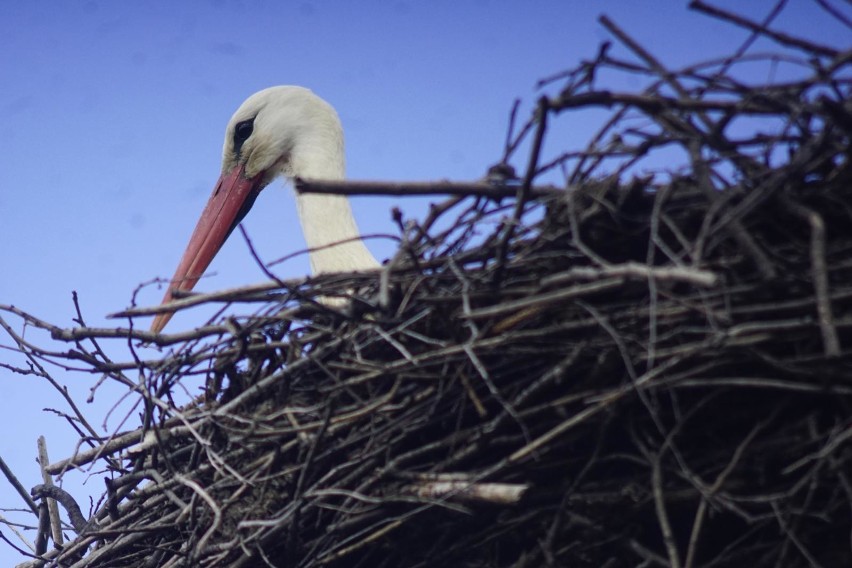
[[3, 4, 852, 567]]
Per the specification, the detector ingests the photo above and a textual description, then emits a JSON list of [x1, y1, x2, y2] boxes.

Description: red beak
[[150, 164, 263, 333]]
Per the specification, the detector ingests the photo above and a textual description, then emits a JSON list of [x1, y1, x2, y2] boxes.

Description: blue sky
[[0, 1, 848, 562]]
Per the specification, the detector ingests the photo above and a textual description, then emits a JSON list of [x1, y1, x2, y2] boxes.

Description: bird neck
[[286, 117, 379, 274], [294, 191, 379, 273]]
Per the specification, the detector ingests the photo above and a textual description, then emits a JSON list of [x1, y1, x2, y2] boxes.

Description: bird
[[150, 86, 379, 334]]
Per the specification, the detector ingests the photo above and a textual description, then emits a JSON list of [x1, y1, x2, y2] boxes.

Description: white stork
[[150, 86, 378, 333]]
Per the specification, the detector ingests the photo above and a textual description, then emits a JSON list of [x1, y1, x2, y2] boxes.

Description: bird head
[[149, 86, 344, 334], [223, 86, 344, 184]]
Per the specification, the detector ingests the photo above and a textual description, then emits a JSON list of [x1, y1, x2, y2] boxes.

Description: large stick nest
[[3, 3, 852, 567]]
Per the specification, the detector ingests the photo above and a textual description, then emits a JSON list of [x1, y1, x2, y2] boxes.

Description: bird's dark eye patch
[[233, 118, 255, 155]]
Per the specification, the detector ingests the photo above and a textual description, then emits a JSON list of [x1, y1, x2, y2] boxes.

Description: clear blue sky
[[0, 1, 847, 562]]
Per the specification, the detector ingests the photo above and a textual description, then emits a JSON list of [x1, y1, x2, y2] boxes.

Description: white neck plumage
[[294, 191, 379, 273], [287, 131, 379, 274]]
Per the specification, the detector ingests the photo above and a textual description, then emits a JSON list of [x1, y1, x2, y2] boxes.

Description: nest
[[2, 3, 851, 567]]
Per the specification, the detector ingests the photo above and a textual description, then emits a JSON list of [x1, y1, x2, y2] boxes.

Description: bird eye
[[234, 119, 254, 146], [233, 119, 255, 156]]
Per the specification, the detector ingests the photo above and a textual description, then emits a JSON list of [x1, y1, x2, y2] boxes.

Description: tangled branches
[[2, 3, 851, 567]]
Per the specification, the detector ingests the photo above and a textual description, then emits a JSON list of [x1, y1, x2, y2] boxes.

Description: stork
[[150, 86, 378, 333]]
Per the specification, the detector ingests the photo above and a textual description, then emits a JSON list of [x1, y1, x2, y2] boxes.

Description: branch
[[294, 178, 562, 199]]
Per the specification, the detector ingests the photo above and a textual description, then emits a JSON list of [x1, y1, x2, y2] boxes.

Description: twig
[[402, 481, 529, 504], [295, 178, 562, 199], [690, 0, 839, 58], [540, 262, 718, 288], [652, 454, 682, 568], [36, 438, 63, 546], [31, 485, 91, 534], [464, 278, 624, 320], [0, 455, 38, 515], [783, 201, 840, 356]]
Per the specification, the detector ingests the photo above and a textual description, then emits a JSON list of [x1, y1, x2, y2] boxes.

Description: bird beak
[[150, 163, 263, 334]]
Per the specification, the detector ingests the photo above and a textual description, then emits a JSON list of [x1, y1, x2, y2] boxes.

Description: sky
[[0, 1, 848, 563]]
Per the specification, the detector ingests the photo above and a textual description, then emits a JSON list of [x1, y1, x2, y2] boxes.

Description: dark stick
[[294, 178, 562, 199]]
